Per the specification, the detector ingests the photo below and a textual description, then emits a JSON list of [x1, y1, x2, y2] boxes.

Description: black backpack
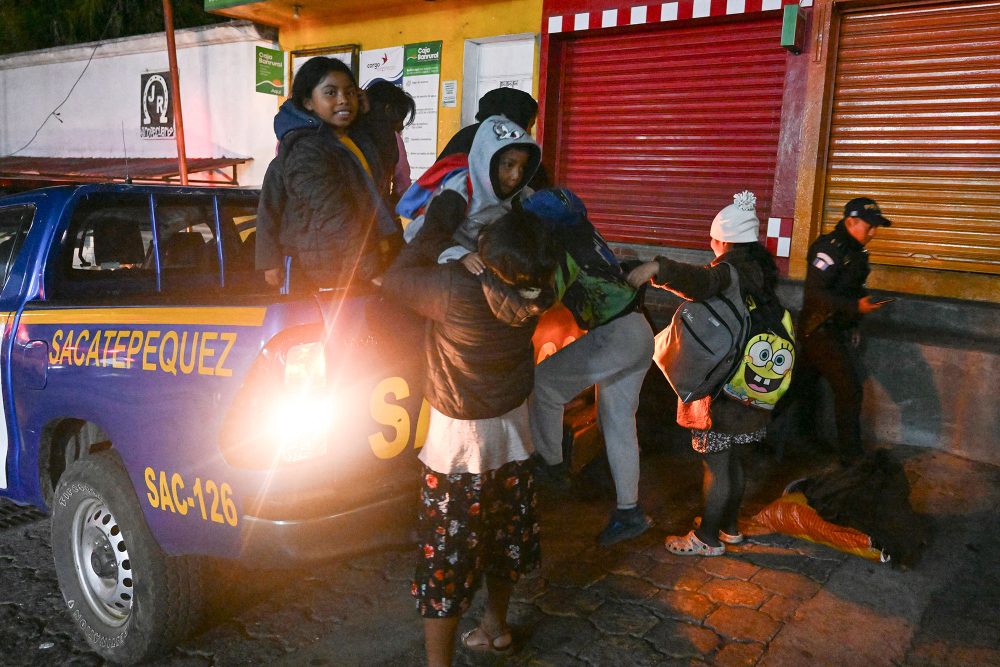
[[653, 263, 750, 403]]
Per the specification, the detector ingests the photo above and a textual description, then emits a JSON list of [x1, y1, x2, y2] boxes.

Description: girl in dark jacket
[[628, 191, 780, 556], [255, 57, 397, 290], [382, 207, 555, 666]]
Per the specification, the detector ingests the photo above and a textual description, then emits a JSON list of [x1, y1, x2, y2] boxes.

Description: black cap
[[475, 88, 538, 129], [843, 197, 891, 227]]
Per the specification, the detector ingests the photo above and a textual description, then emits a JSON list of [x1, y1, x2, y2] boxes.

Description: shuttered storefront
[[549, 14, 787, 248], [824, 0, 1000, 275]]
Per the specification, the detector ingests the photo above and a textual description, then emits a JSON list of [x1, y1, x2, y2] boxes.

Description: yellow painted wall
[[279, 0, 542, 153]]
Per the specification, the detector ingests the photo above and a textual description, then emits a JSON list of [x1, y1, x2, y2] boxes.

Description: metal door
[[823, 0, 1000, 275], [549, 14, 787, 248]]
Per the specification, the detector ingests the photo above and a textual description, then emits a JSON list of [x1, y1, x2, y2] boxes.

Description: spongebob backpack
[[723, 295, 795, 410]]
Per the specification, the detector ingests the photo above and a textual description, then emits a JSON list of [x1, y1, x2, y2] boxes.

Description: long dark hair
[[733, 241, 779, 295], [365, 80, 416, 128], [290, 57, 356, 111], [479, 210, 556, 289]]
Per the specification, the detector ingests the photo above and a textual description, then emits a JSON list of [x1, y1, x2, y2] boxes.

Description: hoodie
[[439, 115, 541, 259], [273, 98, 322, 140]]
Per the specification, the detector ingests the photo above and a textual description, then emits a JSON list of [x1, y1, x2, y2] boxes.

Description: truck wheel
[[51, 452, 201, 664]]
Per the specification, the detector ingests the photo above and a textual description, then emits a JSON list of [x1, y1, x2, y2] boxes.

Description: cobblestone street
[[2, 422, 999, 666]]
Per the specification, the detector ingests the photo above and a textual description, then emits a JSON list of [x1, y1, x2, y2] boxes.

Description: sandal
[[665, 530, 725, 557], [461, 625, 513, 653], [692, 516, 744, 545], [720, 529, 745, 545]]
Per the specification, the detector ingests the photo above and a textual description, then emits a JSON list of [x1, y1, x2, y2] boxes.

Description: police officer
[[793, 197, 892, 463]]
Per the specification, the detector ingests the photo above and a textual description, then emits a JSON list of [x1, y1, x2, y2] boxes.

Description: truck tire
[[51, 452, 201, 664]]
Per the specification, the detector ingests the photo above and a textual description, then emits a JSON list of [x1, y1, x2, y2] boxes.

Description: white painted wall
[[0, 21, 280, 186], [461, 35, 536, 128]]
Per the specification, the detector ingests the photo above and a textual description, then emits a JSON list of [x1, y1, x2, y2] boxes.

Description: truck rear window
[[52, 191, 265, 299]]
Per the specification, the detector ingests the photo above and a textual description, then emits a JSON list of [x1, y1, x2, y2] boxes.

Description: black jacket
[[799, 222, 870, 336], [654, 245, 778, 434], [382, 217, 552, 420], [256, 101, 394, 287]]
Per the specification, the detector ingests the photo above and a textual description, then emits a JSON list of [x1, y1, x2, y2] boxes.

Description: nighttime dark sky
[[0, 0, 226, 56]]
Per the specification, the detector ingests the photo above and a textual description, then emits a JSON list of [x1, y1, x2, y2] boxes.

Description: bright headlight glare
[[266, 395, 336, 464], [285, 342, 326, 390]]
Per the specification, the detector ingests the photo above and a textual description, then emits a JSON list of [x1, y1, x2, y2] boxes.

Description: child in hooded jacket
[[628, 192, 781, 557], [402, 115, 540, 274]]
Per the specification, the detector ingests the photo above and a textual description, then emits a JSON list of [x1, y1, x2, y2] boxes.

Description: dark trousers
[[789, 328, 865, 461], [695, 447, 745, 546]]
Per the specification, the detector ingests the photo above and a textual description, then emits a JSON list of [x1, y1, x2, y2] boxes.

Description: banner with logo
[[359, 41, 441, 178], [402, 41, 442, 177], [359, 46, 404, 87], [140, 71, 174, 140], [256, 46, 284, 96]]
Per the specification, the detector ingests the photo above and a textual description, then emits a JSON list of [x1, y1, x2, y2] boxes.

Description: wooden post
[[162, 0, 188, 185]]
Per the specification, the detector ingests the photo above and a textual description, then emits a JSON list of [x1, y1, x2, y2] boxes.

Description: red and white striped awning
[[544, 0, 808, 34]]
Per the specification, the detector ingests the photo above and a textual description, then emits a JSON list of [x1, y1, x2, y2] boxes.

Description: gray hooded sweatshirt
[[404, 115, 541, 261]]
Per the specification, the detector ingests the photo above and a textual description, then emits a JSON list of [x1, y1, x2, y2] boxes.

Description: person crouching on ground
[[627, 192, 780, 556], [382, 208, 557, 666]]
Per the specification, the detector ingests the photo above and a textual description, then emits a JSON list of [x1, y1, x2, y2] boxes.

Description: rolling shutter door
[[824, 1, 1000, 275], [551, 15, 787, 248]]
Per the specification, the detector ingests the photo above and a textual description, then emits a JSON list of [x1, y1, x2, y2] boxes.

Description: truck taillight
[[284, 341, 326, 390], [264, 341, 332, 464], [222, 325, 343, 468]]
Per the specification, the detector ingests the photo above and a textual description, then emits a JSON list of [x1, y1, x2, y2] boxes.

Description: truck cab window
[[56, 193, 156, 299], [217, 195, 267, 293], [0, 204, 34, 288], [154, 194, 221, 293]]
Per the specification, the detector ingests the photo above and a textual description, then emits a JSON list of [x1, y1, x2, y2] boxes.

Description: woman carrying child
[[255, 57, 397, 289], [383, 114, 551, 666], [628, 192, 779, 556], [383, 206, 556, 666]]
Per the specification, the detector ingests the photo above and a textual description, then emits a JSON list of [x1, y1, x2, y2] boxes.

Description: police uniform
[[791, 198, 890, 462]]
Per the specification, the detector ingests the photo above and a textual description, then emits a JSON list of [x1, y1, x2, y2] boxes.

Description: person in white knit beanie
[[626, 190, 783, 557], [710, 190, 760, 244]]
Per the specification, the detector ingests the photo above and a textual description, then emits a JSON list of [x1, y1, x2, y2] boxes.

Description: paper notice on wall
[[401, 41, 442, 178], [442, 80, 457, 108]]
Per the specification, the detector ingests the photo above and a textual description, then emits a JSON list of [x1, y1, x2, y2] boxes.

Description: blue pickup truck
[[0, 183, 435, 662]]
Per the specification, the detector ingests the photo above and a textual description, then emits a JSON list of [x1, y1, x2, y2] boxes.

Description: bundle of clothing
[[793, 449, 929, 568]]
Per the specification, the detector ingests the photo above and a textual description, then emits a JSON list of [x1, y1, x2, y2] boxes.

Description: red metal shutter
[[549, 15, 787, 248], [824, 0, 1000, 275]]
